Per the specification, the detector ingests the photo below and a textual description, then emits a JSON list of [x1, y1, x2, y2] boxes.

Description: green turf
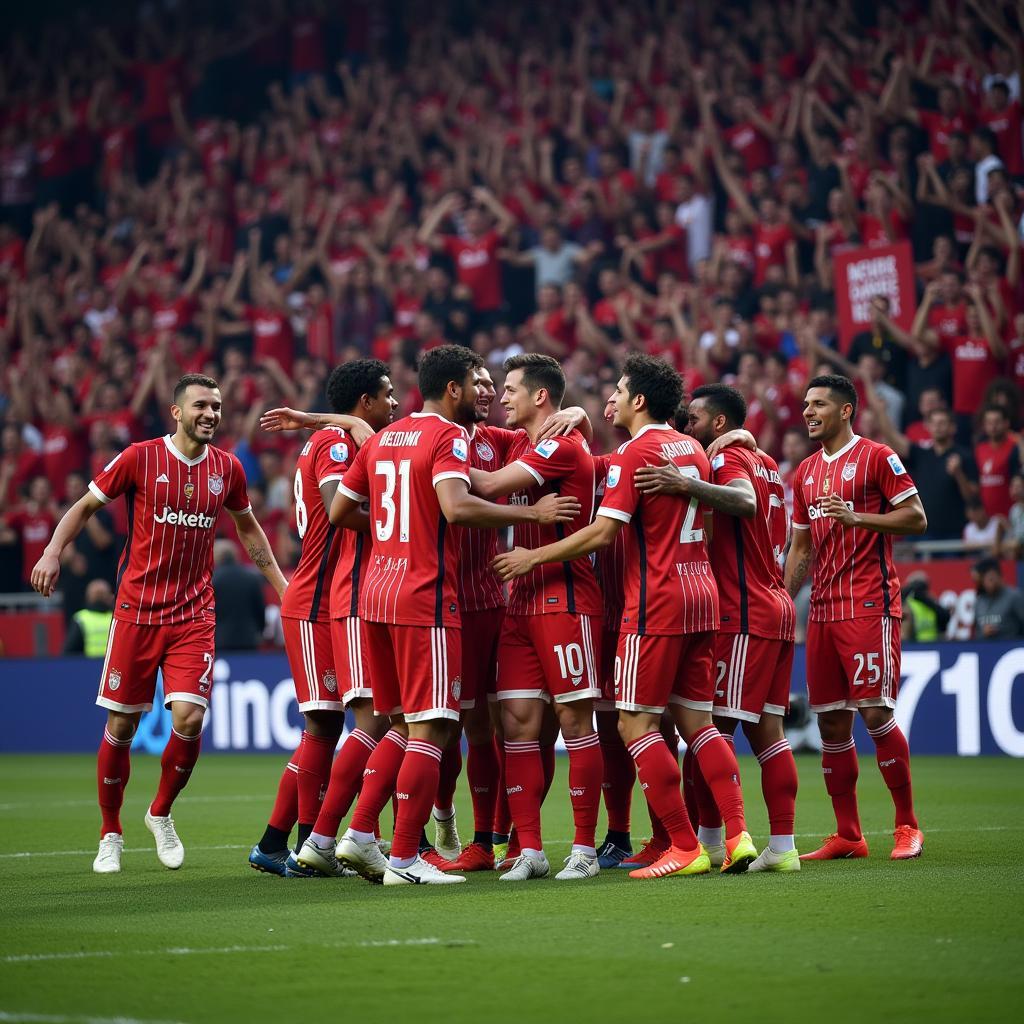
[[0, 753, 1021, 1023]]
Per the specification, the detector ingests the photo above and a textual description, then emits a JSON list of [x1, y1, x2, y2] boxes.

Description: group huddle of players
[[31, 345, 927, 883]]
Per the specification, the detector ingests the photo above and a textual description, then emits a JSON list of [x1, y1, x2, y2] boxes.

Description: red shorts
[[615, 631, 714, 714], [806, 617, 901, 713], [330, 615, 371, 706], [496, 612, 602, 705], [363, 621, 461, 723], [96, 617, 215, 713], [282, 617, 344, 712], [460, 606, 505, 709], [712, 634, 793, 723], [596, 626, 619, 710]]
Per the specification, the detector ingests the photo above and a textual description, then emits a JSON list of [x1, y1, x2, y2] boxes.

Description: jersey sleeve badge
[[887, 453, 907, 476], [534, 439, 559, 459], [606, 464, 621, 488], [329, 442, 349, 462], [452, 438, 468, 461]]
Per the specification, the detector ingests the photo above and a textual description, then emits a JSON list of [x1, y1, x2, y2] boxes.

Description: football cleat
[[628, 844, 710, 879], [597, 840, 633, 869], [747, 846, 801, 873], [248, 844, 289, 877], [284, 852, 320, 878], [433, 810, 461, 860], [296, 837, 346, 876], [704, 842, 726, 869], [498, 851, 550, 882], [800, 833, 870, 860], [419, 846, 450, 870], [619, 837, 668, 868], [554, 850, 601, 881], [890, 825, 924, 860], [444, 842, 495, 872], [337, 834, 390, 883], [383, 856, 466, 885], [93, 832, 124, 874], [722, 830, 757, 873], [144, 810, 184, 869]]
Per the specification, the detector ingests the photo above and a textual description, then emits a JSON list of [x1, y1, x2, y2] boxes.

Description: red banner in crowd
[[834, 241, 916, 350]]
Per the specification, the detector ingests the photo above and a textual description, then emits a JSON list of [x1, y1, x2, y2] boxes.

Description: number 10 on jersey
[[376, 459, 411, 542]]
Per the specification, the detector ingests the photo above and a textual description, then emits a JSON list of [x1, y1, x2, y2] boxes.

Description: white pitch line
[[0, 1012, 191, 1024], [1, 825, 1020, 862], [2, 939, 473, 967], [0, 795, 265, 813], [2, 945, 287, 965]]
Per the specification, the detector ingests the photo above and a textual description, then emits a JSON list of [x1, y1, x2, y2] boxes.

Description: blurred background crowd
[[0, 0, 1021, 639]]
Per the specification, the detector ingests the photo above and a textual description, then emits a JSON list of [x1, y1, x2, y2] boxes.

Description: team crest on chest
[[475, 440, 495, 462], [183, 481, 195, 500], [842, 463, 858, 482], [208, 474, 224, 496]]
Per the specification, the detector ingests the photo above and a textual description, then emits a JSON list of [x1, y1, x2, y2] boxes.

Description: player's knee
[[859, 706, 893, 733], [555, 702, 593, 740], [816, 710, 853, 743], [743, 715, 783, 751], [615, 712, 650, 745], [596, 709, 620, 740], [303, 709, 344, 739], [463, 711, 492, 746], [673, 706, 710, 741], [171, 703, 205, 737], [713, 714, 739, 737], [105, 710, 140, 742], [387, 716, 409, 738]]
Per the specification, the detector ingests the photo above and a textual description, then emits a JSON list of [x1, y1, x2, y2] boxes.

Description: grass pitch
[[0, 753, 1021, 1024]]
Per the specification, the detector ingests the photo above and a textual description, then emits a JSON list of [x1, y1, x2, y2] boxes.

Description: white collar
[[632, 422, 672, 441], [163, 434, 209, 467], [821, 433, 861, 464], [410, 411, 450, 423]]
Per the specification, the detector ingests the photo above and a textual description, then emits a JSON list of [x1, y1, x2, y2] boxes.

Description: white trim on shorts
[[668, 696, 714, 712], [712, 705, 761, 723], [298, 699, 346, 712], [615, 700, 667, 714], [496, 687, 551, 703], [405, 707, 461, 723], [96, 697, 153, 713], [163, 691, 209, 710]]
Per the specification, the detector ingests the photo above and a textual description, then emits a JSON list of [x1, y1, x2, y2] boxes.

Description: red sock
[[150, 728, 201, 817], [690, 750, 721, 829], [267, 732, 303, 832], [467, 739, 500, 835], [504, 740, 544, 851], [435, 742, 462, 814], [97, 727, 133, 836], [349, 730, 407, 834], [627, 732, 698, 851], [680, 747, 699, 830], [867, 718, 918, 829], [689, 726, 746, 839], [540, 743, 556, 800], [492, 736, 511, 835], [564, 733, 603, 850], [391, 740, 443, 861], [754, 737, 798, 835], [821, 736, 861, 840], [600, 735, 636, 833], [313, 729, 377, 838], [295, 732, 337, 826]]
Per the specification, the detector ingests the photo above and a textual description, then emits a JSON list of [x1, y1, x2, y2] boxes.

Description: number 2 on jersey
[[676, 465, 703, 544], [376, 459, 411, 542]]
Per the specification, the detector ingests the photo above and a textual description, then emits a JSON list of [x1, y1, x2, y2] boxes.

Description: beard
[[182, 418, 216, 445]]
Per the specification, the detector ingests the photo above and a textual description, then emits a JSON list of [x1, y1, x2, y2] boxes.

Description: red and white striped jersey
[[504, 429, 602, 618], [792, 435, 918, 622], [707, 446, 796, 641], [338, 412, 471, 627], [457, 424, 517, 612], [597, 423, 718, 635], [280, 427, 349, 623], [89, 435, 251, 625], [593, 453, 626, 632]]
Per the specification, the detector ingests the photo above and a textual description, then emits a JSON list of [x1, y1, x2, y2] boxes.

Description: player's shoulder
[[857, 435, 902, 467], [307, 426, 354, 459], [408, 411, 467, 440], [795, 449, 820, 478]]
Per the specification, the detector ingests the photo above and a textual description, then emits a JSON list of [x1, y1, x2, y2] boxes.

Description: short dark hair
[[672, 402, 689, 431], [503, 352, 566, 406], [418, 344, 483, 401], [983, 403, 1010, 421], [621, 353, 684, 421], [173, 373, 219, 405], [326, 359, 390, 413], [691, 383, 748, 429], [808, 373, 858, 417], [974, 556, 1000, 576]]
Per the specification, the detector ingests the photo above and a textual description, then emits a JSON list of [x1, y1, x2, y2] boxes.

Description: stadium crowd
[[0, 0, 1022, 615]]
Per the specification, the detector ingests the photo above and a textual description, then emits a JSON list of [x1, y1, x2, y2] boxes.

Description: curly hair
[[326, 359, 391, 413]]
